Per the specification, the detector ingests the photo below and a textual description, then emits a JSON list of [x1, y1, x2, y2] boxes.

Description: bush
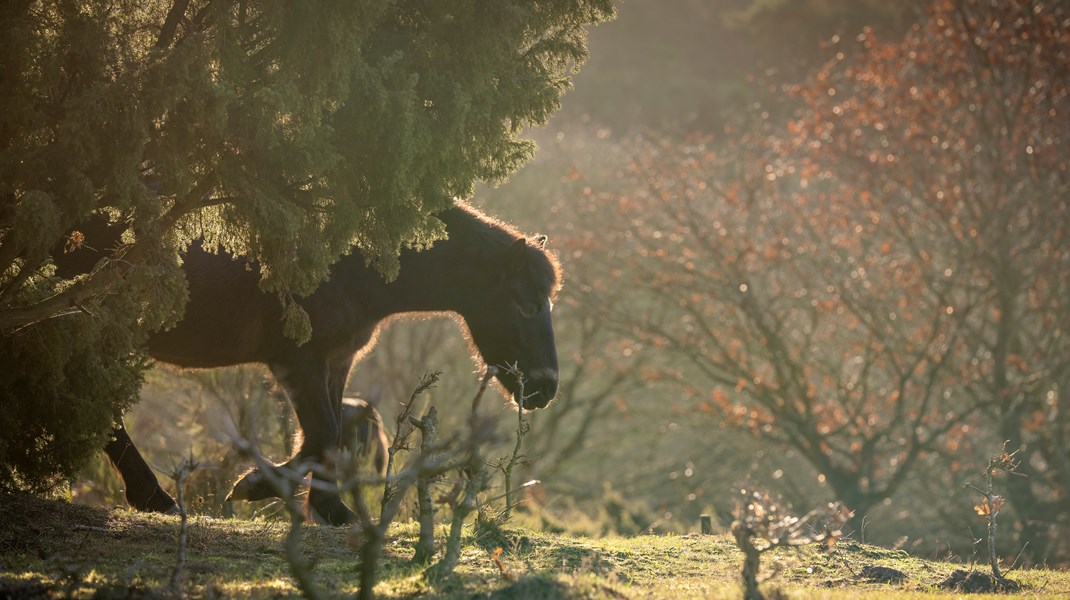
[[0, 275, 148, 493]]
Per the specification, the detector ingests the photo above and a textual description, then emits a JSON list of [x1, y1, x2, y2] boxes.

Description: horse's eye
[[519, 303, 539, 318]]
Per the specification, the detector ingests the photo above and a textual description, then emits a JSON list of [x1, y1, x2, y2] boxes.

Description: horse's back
[[145, 244, 283, 367], [51, 219, 284, 368]]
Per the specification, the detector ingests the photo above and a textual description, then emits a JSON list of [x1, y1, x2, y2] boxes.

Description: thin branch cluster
[[218, 366, 521, 598]]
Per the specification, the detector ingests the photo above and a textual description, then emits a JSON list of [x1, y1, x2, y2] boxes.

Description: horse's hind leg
[[104, 421, 179, 514]]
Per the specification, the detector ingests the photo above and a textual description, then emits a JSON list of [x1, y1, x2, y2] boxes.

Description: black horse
[[59, 202, 561, 525]]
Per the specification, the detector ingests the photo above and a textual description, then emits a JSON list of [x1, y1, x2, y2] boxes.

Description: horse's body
[[61, 203, 560, 524]]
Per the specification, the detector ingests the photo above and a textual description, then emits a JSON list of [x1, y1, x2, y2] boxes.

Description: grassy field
[[1, 494, 1067, 599]]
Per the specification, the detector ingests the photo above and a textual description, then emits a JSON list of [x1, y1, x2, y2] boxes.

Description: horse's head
[[462, 236, 560, 409]]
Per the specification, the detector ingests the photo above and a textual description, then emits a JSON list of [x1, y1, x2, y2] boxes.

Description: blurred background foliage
[[69, 0, 1070, 567]]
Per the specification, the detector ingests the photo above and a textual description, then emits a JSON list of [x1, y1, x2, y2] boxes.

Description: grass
[[1, 494, 1067, 598]]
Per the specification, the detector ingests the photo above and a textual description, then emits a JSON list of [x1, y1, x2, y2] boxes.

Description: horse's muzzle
[[520, 368, 558, 409]]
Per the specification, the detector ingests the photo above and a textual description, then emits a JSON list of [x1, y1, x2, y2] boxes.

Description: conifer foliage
[[0, 0, 612, 491]]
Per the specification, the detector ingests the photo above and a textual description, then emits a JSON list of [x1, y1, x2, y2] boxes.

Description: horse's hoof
[[130, 490, 180, 514], [225, 478, 256, 502], [226, 468, 279, 502], [223, 478, 246, 502], [309, 496, 357, 527]]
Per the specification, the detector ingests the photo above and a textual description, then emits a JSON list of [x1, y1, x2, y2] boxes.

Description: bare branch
[[411, 406, 439, 565]]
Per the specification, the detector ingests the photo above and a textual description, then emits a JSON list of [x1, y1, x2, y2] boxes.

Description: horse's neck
[[363, 207, 507, 317], [364, 241, 479, 317]]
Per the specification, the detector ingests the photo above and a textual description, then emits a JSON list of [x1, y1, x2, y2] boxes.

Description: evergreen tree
[[0, 0, 612, 491]]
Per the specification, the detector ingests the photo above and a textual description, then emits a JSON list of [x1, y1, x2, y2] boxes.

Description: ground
[[1, 494, 1067, 599]]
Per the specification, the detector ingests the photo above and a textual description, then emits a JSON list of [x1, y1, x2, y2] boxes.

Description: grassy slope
[[1, 494, 1067, 599]]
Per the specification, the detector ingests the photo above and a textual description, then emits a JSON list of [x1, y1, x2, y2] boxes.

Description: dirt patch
[[489, 574, 628, 600], [820, 564, 909, 588], [860, 564, 907, 584], [938, 569, 1022, 593], [0, 577, 55, 599]]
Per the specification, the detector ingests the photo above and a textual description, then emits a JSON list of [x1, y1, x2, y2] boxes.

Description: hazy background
[[75, 0, 1070, 567]]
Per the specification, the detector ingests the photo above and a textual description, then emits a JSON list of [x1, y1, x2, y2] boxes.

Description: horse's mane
[[438, 201, 562, 298], [438, 201, 521, 250]]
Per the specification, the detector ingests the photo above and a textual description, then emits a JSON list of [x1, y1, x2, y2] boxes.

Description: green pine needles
[[0, 0, 613, 492]]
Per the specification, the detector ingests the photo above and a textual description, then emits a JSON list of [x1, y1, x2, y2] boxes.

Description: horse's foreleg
[[104, 421, 179, 514], [272, 358, 356, 526]]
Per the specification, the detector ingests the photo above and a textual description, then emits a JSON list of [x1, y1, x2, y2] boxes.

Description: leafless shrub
[[495, 364, 531, 522], [341, 367, 502, 595], [381, 371, 440, 520], [219, 366, 518, 596], [165, 453, 200, 599], [730, 489, 849, 600], [427, 367, 499, 580]]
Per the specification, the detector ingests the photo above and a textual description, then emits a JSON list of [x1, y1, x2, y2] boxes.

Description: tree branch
[[155, 0, 192, 50]]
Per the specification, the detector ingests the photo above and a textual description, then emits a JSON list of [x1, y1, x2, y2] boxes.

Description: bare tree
[[580, 131, 976, 528], [783, 0, 1070, 558]]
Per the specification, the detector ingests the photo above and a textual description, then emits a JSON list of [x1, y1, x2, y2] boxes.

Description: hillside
[[1, 494, 1067, 599]]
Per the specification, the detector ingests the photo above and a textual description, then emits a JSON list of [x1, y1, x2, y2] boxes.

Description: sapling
[[963, 442, 1025, 585]]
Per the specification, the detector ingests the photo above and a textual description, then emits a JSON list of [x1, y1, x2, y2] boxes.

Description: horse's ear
[[533, 234, 548, 250], [507, 238, 528, 271]]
